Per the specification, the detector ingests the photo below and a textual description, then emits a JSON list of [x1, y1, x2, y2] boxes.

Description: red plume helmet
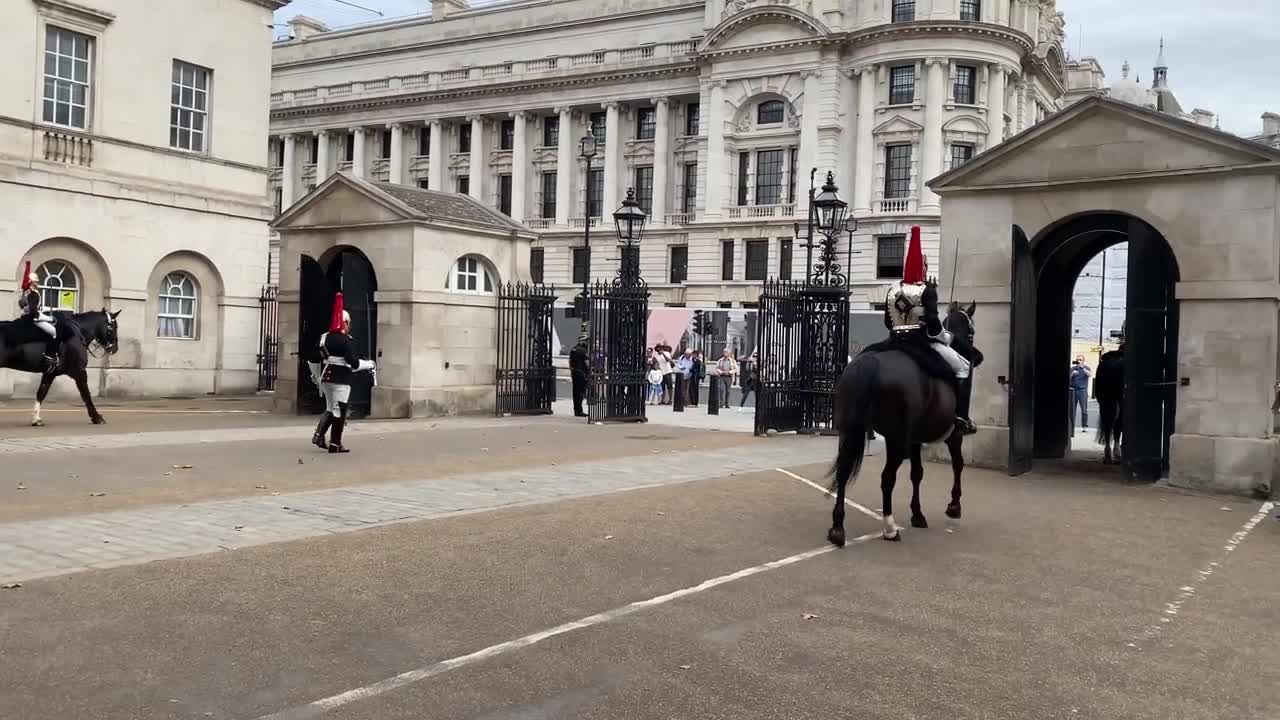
[[20, 261, 32, 291], [329, 292, 346, 333], [902, 225, 927, 285]]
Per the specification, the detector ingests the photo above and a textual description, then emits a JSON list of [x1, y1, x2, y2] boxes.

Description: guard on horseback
[[882, 227, 976, 435], [16, 262, 60, 375], [309, 292, 376, 454]]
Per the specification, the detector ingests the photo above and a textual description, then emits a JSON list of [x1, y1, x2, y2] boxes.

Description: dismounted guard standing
[[310, 292, 376, 453], [569, 336, 590, 417]]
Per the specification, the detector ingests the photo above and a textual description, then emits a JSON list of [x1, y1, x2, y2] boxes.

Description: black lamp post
[[577, 131, 599, 335], [796, 169, 856, 288], [612, 187, 648, 287]]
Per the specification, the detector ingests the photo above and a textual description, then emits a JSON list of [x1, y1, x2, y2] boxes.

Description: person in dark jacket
[[1069, 354, 1091, 429], [312, 292, 375, 453], [688, 351, 704, 406], [569, 337, 590, 417]]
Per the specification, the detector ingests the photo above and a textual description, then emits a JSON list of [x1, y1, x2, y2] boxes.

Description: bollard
[[673, 377, 685, 412], [707, 375, 720, 415]]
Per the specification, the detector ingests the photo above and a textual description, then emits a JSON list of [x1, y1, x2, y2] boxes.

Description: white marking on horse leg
[[32, 400, 41, 423], [883, 513, 899, 539]]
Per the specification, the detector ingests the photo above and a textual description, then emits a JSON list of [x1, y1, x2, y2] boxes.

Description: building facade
[[0, 0, 286, 399], [269, 0, 1071, 310]]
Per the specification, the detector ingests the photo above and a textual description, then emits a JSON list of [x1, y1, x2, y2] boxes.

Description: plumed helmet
[[902, 225, 927, 285]]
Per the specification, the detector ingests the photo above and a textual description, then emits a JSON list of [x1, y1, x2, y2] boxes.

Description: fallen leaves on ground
[[678, 664, 692, 670], [16, 484, 26, 491], [1, 583, 21, 590], [802, 613, 819, 620], [172, 464, 193, 469], [255, 484, 269, 490], [88, 492, 106, 497], [604, 535, 614, 540]]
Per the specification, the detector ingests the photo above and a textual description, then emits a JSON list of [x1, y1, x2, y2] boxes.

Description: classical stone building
[[0, 0, 286, 399], [268, 0, 1073, 310]]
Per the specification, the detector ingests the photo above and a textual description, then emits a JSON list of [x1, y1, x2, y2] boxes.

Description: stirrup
[[956, 417, 977, 435]]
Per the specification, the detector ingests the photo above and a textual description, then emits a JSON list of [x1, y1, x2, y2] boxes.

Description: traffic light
[[692, 310, 707, 337]]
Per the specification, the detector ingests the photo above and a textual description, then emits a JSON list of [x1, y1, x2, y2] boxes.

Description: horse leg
[[945, 431, 964, 519], [881, 443, 906, 541], [32, 376, 53, 427], [73, 371, 104, 424], [908, 443, 928, 529]]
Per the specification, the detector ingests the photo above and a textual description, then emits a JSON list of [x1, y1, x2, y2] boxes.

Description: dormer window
[[757, 100, 785, 125]]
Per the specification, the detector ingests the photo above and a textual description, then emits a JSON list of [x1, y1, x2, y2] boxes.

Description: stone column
[[281, 134, 297, 209], [920, 58, 947, 211], [651, 98, 670, 224], [1015, 80, 1028, 133], [389, 123, 405, 184], [797, 69, 822, 215], [703, 80, 726, 218], [853, 65, 876, 214], [987, 65, 1007, 148], [314, 130, 331, 181], [351, 127, 367, 179], [468, 116, 486, 202], [427, 120, 445, 191], [555, 107, 574, 226], [511, 110, 528, 222], [602, 101, 621, 215]]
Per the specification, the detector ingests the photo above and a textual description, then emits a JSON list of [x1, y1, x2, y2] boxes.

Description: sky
[[274, 0, 1277, 137]]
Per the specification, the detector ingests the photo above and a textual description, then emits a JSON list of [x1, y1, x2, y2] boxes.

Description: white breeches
[[931, 341, 970, 380], [319, 382, 351, 416], [34, 316, 56, 338]]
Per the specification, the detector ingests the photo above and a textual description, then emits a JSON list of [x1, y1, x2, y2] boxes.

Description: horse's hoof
[[827, 528, 846, 547], [31, 420, 44, 427], [91, 416, 106, 425], [882, 530, 902, 542], [945, 504, 962, 519], [911, 515, 929, 529]]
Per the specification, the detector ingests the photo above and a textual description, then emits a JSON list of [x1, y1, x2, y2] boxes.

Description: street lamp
[[577, 132, 599, 335], [812, 171, 848, 233], [796, 169, 855, 288], [612, 187, 648, 287]]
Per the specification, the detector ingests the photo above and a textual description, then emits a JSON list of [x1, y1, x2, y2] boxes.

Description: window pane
[[721, 240, 734, 281], [877, 235, 906, 278], [890, 66, 914, 105], [884, 144, 912, 198], [954, 66, 976, 104], [755, 150, 784, 205], [74, 60, 88, 84], [757, 100, 784, 124], [634, 166, 654, 215], [685, 103, 700, 136], [56, 104, 70, 126], [746, 240, 769, 281], [892, 0, 915, 21], [670, 245, 688, 284]]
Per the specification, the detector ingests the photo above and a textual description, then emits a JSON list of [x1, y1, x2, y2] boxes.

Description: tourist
[[738, 350, 758, 411], [714, 347, 737, 409], [646, 360, 663, 405], [1070, 354, 1091, 430]]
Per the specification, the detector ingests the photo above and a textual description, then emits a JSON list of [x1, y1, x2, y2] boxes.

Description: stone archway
[[296, 246, 378, 418]]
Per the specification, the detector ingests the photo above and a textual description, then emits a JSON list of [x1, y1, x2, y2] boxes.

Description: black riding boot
[[328, 403, 351, 454], [955, 377, 976, 435], [43, 340, 60, 375], [312, 413, 332, 449]]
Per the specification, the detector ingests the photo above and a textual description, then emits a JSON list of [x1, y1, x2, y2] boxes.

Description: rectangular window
[[779, 238, 793, 280], [572, 247, 591, 285], [530, 248, 544, 284], [685, 103, 700, 136], [876, 234, 906, 279], [954, 65, 977, 105], [884, 144, 912, 199], [755, 149, 785, 206], [889, 65, 915, 105], [670, 246, 688, 284], [308, 136, 319, 165], [590, 112, 607, 143], [418, 178, 430, 190], [498, 174, 513, 215], [757, 101, 784, 125], [721, 240, 735, 281], [500, 119, 515, 150], [543, 115, 559, 146], [344, 132, 355, 162], [586, 168, 604, 217], [634, 166, 655, 215], [787, 147, 799, 204], [960, 0, 981, 21], [950, 143, 975, 169], [43, 26, 92, 129], [273, 187, 283, 216], [737, 152, 750, 206], [457, 175, 470, 194], [459, 124, 472, 153], [636, 108, 656, 140], [682, 162, 698, 214], [418, 126, 430, 156], [540, 171, 557, 219], [169, 60, 210, 153], [892, 0, 915, 22], [379, 129, 392, 160], [745, 240, 769, 281]]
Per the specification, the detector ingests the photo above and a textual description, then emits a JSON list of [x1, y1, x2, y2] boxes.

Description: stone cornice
[[239, 0, 291, 9], [32, 0, 115, 28], [846, 21, 1034, 55]]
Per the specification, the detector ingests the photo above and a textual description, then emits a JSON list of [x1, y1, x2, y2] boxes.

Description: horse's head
[[945, 302, 981, 366], [78, 308, 121, 355]]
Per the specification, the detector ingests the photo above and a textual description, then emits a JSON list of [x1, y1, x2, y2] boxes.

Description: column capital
[[699, 78, 728, 90], [553, 105, 574, 116], [650, 96, 670, 107], [799, 67, 822, 79], [924, 57, 948, 67], [508, 109, 528, 119], [464, 115, 485, 123], [313, 129, 330, 138], [349, 126, 366, 135], [850, 63, 879, 77], [387, 122, 404, 130], [602, 101, 621, 111], [428, 118, 444, 127]]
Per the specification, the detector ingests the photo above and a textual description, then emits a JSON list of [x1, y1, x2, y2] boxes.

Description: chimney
[[1264, 112, 1280, 136], [287, 15, 329, 40], [430, 0, 470, 21], [1191, 109, 1215, 128]]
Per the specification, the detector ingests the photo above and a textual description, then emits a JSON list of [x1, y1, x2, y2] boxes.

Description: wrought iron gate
[[754, 280, 849, 435], [256, 284, 280, 392], [587, 274, 649, 423], [495, 282, 557, 416]]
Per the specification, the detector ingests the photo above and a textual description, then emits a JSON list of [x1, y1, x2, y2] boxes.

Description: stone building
[[0, 0, 286, 399], [1251, 113, 1280, 150], [268, 0, 1073, 310]]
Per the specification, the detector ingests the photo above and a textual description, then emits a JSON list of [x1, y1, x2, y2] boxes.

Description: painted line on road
[[253, 532, 880, 720], [775, 468, 883, 523], [1128, 500, 1275, 650], [0, 409, 269, 415]]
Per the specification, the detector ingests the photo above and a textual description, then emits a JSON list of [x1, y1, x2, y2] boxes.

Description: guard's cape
[[857, 331, 956, 384]]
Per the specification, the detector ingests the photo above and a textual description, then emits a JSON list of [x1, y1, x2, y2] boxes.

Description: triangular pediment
[[272, 173, 416, 229], [874, 115, 924, 134], [930, 96, 1280, 191], [699, 6, 827, 54]]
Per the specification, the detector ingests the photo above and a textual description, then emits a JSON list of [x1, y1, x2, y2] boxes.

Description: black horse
[[826, 296, 982, 545], [1094, 345, 1125, 464], [0, 309, 121, 426]]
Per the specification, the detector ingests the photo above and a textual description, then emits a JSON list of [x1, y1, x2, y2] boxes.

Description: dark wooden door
[[1008, 224, 1036, 476], [1124, 222, 1177, 480]]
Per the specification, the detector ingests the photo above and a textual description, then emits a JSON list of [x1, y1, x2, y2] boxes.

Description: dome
[[1107, 60, 1156, 109]]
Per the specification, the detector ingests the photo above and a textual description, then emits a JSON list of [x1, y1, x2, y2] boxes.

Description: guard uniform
[[569, 337, 590, 418], [16, 261, 59, 374], [311, 292, 376, 453], [883, 226, 975, 434]]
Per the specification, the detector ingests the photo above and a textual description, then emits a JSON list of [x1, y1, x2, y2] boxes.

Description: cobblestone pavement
[[0, 435, 833, 583]]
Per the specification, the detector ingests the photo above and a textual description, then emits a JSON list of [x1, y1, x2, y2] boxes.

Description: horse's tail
[[828, 354, 878, 493], [1096, 392, 1118, 446]]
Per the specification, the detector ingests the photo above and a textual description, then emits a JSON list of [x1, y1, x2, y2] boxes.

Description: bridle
[[943, 308, 975, 343]]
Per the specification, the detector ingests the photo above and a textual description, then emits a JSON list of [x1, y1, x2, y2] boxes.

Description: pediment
[[699, 6, 827, 54], [943, 115, 988, 135], [874, 115, 924, 134], [930, 96, 1280, 191], [272, 173, 413, 229]]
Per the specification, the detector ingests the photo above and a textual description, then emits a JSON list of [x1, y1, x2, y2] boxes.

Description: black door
[[297, 255, 332, 415], [1124, 222, 1176, 480], [328, 250, 378, 419], [1008, 225, 1036, 476]]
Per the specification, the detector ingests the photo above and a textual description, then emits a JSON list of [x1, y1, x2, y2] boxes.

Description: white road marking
[[253, 532, 881, 720], [1128, 500, 1275, 650], [775, 468, 883, 523]]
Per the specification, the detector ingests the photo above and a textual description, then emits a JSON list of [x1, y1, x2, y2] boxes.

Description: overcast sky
[[275, 0, 1276, 136]]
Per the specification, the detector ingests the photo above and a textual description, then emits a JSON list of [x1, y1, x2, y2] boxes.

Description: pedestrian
[[311, 292, 376, 454], [689, 350, 704, 406], [675, 348, 694, 406], [1070, 354, 1091, 430], [738, 350, 758, 411], [569, 336, 590, 417], [646, 361, 663, 405], [714, 347, 737, 409], [656, 346, 674, 404]]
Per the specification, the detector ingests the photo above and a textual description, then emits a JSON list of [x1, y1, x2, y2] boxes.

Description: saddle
[[859, 332, 957, 384]]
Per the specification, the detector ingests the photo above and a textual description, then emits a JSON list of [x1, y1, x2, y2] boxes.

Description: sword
[[949, 236, 961, 306]]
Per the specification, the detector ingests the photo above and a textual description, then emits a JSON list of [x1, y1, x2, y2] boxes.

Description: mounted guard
[[16, 261, 61, 375], [882, 226, 975, 435], [309, 292, 376, 454]]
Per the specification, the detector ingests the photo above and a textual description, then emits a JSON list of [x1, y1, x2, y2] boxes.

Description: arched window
[[36, 260, 79, 310], [757, 100, 785, 125], [158, 272, 198, 338], [449, 256, 495, 294]]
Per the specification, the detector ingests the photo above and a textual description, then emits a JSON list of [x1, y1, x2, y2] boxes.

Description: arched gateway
[[929, 96, 1280, 496]]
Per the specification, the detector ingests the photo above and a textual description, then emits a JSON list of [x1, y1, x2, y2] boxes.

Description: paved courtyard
[[0, 398, 1276, 719]]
